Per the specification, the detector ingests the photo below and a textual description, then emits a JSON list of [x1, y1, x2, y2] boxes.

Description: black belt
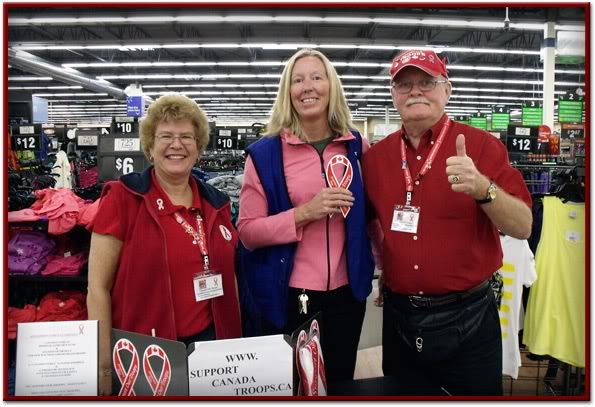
[[406, 280, 490, 309]]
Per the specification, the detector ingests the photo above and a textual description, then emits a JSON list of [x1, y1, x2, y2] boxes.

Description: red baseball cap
[[389, 49, 449, 81]]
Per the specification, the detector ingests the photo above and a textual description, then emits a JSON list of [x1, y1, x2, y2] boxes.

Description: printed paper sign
[[15, 320, 98, 396], [188, 335, 293, 396], [114, 138, 140, 152]]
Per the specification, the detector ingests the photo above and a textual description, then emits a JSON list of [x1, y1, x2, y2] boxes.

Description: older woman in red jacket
[[87, 94, 241, 396]]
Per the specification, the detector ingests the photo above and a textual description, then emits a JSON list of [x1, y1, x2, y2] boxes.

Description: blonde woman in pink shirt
[[238, 49, 382, 384]]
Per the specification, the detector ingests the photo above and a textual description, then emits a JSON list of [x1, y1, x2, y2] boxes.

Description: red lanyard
[[174, 211, 210, 271], [400, 119, 451, 205]]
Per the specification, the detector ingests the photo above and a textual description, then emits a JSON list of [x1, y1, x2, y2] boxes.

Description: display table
[[328, 376, 448, 396]]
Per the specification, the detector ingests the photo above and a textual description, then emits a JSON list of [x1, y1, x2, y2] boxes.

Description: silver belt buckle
[[409, 295, 426, 308]]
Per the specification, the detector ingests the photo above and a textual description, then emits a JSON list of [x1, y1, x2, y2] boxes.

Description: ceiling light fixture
[[8, 14, 560, 31], [12, 42, 541, 56]]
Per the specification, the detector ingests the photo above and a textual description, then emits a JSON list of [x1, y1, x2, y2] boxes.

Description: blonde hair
[[264, 49, 354, 139], [139, 93, 209, 160]]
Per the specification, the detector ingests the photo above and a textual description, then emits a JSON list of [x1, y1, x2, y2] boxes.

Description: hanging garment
[[51, 150, 73, 189], [498, 235, 537, 379], [522, 196, 585, 367]]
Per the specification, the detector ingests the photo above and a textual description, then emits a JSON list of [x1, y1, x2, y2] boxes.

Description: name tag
[[391, 205, 420, 234], [193, 271, 224, 302]]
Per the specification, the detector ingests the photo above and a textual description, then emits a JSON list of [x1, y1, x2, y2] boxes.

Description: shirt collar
[[400, 113, 449, 147], [281, 128, 356, 145], [148, 168, 201, 216]]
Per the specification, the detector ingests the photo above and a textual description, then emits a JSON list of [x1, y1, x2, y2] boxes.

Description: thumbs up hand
[[445, 134, 490, 199]]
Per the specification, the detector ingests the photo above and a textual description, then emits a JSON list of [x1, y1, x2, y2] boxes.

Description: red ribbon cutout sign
[[309, 320, 327, 394], [325, 154, 353, 218], [295, 330, 309, 396], [296, 320, 328, 396], [113, 339, 140, 396], [143, 345, 172, 396]]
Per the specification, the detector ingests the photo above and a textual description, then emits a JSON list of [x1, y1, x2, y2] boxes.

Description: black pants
[[262, 285, 366, 382], [177, 323, 216, 347], [382, 285, 503, 396]]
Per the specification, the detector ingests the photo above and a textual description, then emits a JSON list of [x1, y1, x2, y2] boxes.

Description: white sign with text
[[15, 320, 98, 396], [187, 334, 293, 396]]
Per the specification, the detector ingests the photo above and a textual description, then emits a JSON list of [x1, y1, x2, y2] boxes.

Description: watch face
[[488, 184, 497, 200]]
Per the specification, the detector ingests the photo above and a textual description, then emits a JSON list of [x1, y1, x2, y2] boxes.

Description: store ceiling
[[7, 5, 586, 126]]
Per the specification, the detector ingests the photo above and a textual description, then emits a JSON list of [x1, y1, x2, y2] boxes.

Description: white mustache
[[405, 97, 430, 106]]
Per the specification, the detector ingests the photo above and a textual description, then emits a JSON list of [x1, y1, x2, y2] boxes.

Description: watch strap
[[476, 181, 496, 205]]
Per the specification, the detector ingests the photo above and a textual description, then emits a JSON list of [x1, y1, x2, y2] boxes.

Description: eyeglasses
[[155, 134, 197, 145], [392, 79, 448, 94]]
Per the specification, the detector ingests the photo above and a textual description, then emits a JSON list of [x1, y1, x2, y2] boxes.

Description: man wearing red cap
[[362, 49, 532, 395]]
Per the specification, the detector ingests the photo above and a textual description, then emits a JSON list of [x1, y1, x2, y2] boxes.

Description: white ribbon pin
[[219, 225, 232, 241], [156, 199, 164, 211]]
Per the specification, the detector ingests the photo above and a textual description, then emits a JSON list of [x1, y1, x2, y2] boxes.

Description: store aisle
[[355, 346, 383, 379]]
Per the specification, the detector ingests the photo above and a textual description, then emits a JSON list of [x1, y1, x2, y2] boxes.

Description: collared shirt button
[[416, 155, 422, 160], [414, 180, 420, 186], [430, 141, 435, 145], [413, 235, 418, 240], [414, 264, 419, 270], [418, 291, 424, 295]]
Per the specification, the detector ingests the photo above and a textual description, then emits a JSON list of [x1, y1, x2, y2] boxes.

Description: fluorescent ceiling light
[[274, 16, 323, 23], [451, 77, 584, 87], [9, 76, 53, 81], [8, 14, 567, 32], [9, 86, 82, 90], [555, 25, 585, 32], [94, 73, 582, 88], [61, 60, 584, 76], [13, 43, 541, 56], [33, 93, 108, 97], [450, 94, 542, 101], [453, 87, 566, 95]]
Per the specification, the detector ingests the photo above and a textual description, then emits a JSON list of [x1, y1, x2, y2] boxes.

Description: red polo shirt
[[93, 169, 212, 337], [363, 114, 531, 296]]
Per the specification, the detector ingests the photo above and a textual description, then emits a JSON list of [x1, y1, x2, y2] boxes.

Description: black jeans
[[177, 323, 216, 347], [262, 285, 366, 383], [382, 285, 503, 396]]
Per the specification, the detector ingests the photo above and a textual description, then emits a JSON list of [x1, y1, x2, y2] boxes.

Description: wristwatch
[[476, 181, 498, 204]]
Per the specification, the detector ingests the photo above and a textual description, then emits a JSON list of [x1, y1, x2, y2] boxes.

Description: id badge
[[193, 271, 224, 302], [391, 205, 420, 234]]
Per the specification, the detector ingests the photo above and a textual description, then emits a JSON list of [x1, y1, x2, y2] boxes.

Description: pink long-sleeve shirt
[[238, 129, 383, 291]]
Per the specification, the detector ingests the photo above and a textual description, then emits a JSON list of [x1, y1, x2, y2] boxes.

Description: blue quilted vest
[[238, 131, 375, 330]]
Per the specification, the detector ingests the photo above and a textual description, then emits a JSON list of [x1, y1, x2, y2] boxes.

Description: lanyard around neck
[[400, 119, 451, 205], [174, 211, 210, 271]]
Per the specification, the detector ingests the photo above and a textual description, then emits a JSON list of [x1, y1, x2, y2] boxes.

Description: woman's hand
[[98, 368, 113, 396], [294, 188, 354, 226], [374, 272, 384, 307]]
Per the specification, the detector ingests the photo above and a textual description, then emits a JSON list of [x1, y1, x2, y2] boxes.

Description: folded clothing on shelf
[[8, 231, 56, 275], [41, 252, 88, 276], [7, 304, 37, 339], [35, 290, 88, 322]]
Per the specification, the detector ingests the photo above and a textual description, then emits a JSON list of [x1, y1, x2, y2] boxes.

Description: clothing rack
[[199, 151, 245, 173]]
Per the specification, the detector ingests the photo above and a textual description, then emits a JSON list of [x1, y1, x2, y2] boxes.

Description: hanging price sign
[[558, 94, 584, 124], [522, 102, 543, 126], [491, 106, 510, 130], [11, 135, 41, 151]]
